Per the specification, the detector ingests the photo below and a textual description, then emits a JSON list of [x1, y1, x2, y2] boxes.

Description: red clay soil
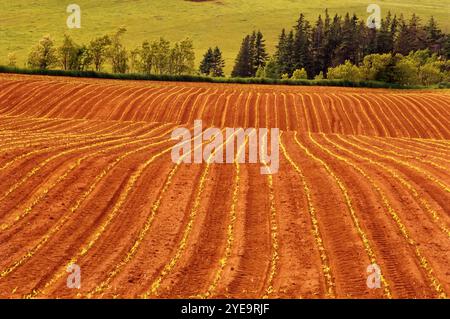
[[0, 74, 448, 299]]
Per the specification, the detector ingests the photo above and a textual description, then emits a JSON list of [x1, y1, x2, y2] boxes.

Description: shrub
[[7, 53, 17, 67], [393, 57, 420, 85], [420, 63, 443, 85], [360, 53, 393, 81], [255, 65, 265, 78], [291, 68, 308, 80], [327, 60, 363, 81], [314, 71, 324, 80]]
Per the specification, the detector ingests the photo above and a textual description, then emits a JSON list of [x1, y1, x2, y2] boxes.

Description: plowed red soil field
[[0, 74, 448, 299]]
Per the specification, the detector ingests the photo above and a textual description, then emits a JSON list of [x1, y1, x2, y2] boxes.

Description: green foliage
[[392, 50, 446, 85], [314, 71, 324, 80], [231, 35, 252, 77], [273, 10, 448, 81], [1, 65, 432, 90], [58, 34, 76, 70], [276, 29, 295, 77], [327, 60, 363, 81], [108, 27, 128, 74], [420, 63, 443, 85], [291, 68, 308, 80], [27, 35, 58, 70], [255, 65, 265, 78], [2, 1, 449, 75], [134, 37, 196, 75], [360, 53, 393, 81], [293, 13, 313, 75], [200, 48, 214, 75], [232, 31, 268, 77], [7, 53, 17, 67], [58, 34, 92, 71], [253, 31, 269, 72], [200, 47, 225, 77], [89, 35, 112, 72], [264, 56, 280, 79], [168, 38, 195, 75], [211, 47, 225, 77], [393, 56, 420, 85]]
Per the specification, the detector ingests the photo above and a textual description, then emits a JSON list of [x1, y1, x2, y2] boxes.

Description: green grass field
[[1, 0, 449, 74]]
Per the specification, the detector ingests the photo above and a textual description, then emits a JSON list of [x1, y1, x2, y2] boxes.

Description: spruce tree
[[445, 35, 450, 59], [329, 14, 343, 67], [424, 16, 445, 55], [395, 15, 410, 54], [406, 14, 427, 52], [276, 29, 295, 77], [335, 14, 355, 65], [275, 29, 287, 75], [249, 31, 257, 75], [376, 13, 394, 53], [212, 47, 225, 77], [253, 31, 269, 74], [323, 10, 333, 73], [312, 15, 326, 75], [232, 35, 252, 77], [293, 13, 313, 77], [199, 48, 214, 75]]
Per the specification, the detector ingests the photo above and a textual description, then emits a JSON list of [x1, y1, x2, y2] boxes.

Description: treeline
[[232, 11, 450, 85], [6, 10, 450, 86], [21, 27, 196, 76]]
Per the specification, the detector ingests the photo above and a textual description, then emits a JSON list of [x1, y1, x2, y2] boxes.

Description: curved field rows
[[1, 74, 450, 139], [0, 74, 448, 299]]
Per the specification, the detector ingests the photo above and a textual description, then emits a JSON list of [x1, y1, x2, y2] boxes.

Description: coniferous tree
[[275, 29, 287, 76], [322, 10, 334, 73], [212, 46, 225, 77], [424, 16, 445, 55], [253, 31, 269, 74], [293, 13, 313, 77], [311, 16, 325, 75], [232, 31, 267, 77], [395, 15, 410, 55], [376, 15, 392, 53], [329, 14, 343, 67], [285, 30, 295, 75], [357, 20, 369, 62], [200, 48, 214, 75], [445, 35, 450, 59], [200, 47, 225, 77], [406, 14, 427, 52], [366, 20, 378, 57], [249, 31, 257, 75], [343, 14, 359, 63], [389, 14, 399, 55], [275, 29, 295, 77], [232, 35, 252, 77], [230, 10, 449, 80]]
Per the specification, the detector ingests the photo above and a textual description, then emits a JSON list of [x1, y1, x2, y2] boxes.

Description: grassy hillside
[[1, 0, 449, 74]]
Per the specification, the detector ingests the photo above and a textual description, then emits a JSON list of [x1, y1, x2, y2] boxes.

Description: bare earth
[[0, 74, 448, 299]]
